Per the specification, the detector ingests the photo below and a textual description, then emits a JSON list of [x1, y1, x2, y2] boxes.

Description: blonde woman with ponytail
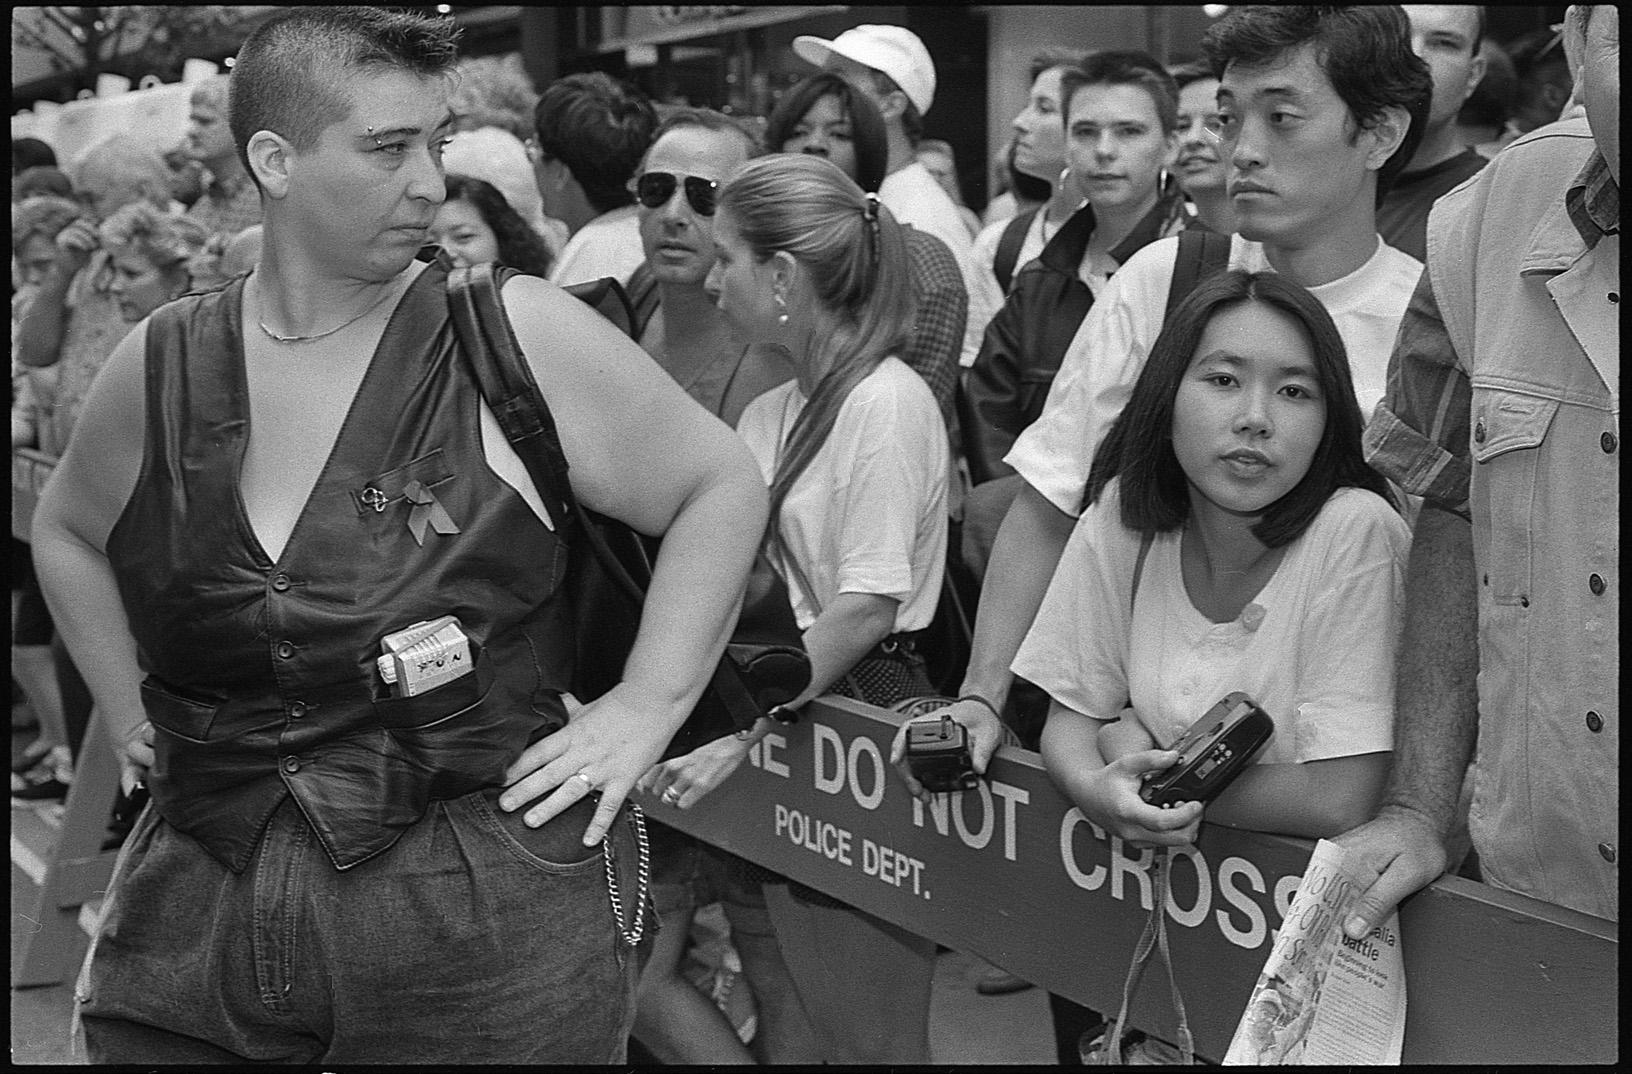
[[645, 153, 947, 1063]]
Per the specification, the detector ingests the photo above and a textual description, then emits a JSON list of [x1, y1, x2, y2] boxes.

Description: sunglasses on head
[[635, 171, 719, 216]]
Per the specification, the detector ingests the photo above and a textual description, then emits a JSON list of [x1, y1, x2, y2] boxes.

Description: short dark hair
[[1085, 270, 1395, 547], [1061, 50, 1180, 134], [443, 173, 553, 278], [230, 7, 460, 188], [532, 72, 657, 215], [12, 136, 58, 174], [1168, 59, 1218, 93], [1201, 6, 1432, 203], [644, 106, 762, 170], [13, 165, 74, 202], [764, 71, 889, 195], [1030, 49, 1088, 84]]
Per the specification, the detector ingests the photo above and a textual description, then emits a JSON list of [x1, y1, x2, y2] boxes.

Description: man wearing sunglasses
[[531, 72, 657, 288]]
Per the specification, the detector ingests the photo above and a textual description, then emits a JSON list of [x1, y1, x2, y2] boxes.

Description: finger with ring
[[574, 769, 597, 793]]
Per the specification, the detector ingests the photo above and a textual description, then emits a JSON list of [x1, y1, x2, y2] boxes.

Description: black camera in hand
[[1138, 691, 1274, 807], [904, 715, 979, 794]]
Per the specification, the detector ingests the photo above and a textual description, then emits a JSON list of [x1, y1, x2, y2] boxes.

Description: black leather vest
[[107, 261, 573, 872]]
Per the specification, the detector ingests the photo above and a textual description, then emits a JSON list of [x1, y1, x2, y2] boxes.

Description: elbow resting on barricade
[[637, 696, 1618, 1065]]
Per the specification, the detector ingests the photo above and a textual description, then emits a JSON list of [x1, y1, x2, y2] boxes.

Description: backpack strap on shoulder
[[1164, 228, 1232, 319], [994, 206, 1041, 295]]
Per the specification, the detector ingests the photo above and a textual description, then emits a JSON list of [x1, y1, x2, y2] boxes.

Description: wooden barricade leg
[[12, 706, 121, 988]]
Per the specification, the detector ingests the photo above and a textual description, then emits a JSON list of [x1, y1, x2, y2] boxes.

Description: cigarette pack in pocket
[[377, 615, 473, 697]]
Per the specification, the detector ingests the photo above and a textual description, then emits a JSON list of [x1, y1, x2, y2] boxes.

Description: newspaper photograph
[[1224, 839, 1406, 1065]]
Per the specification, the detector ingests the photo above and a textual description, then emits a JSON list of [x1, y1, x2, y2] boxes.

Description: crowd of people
[[9, 2, 1616, 1066]]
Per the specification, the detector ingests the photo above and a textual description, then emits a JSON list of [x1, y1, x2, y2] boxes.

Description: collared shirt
[[1363, 118, 1618, 921], [183, 168, 263, 241]]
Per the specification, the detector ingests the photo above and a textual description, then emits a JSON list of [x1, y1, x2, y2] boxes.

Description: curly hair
[[1201, 6, 1432, 202], [12, 194, 83, 254], [1085, 270, 1395, 547], [98, 202, 211, 269], [443, 174, 553, 277]]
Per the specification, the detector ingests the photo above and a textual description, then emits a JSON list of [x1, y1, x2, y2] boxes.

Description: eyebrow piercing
[[366, 126, 384, 148]]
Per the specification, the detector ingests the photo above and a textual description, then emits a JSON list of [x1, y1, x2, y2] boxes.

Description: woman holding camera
[[644, 153, 947, 1063], [1015, 271, 1408, 845]]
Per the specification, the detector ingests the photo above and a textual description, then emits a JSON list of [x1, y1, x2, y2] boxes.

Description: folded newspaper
[[1223, 839, 1406, 1064]]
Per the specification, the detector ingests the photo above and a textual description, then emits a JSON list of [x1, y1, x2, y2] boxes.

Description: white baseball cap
[[793, 25, 936, 115]]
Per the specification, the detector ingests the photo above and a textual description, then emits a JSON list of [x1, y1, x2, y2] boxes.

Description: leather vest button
[[276, 641, 295, 659], [282, 756, 301, 774], [1586, 711, 1603, 733], [271, 573, 292, 592], [1599, 843, 1616, 864], [1603, 432, 1618, 454], [288, 701, 307, 719]]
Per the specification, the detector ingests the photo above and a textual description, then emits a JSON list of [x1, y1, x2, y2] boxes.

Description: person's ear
[[1463, 51, 1489, 104], [1360, 104, 1411, 172], [1162, 128, 1182, 172], [877, 88, 907, 124], [247, 130, 292, 199], [770, 249, 799, 296]]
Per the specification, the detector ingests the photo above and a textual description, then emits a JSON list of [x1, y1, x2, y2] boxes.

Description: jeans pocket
[[461, 787, 606, 874]]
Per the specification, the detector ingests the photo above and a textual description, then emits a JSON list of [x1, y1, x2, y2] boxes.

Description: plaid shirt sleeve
[[899, 228, 967, 431], [1362, 265, 1472, 519]]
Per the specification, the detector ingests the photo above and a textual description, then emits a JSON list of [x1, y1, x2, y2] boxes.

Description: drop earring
[[775, 290, 789, 326]]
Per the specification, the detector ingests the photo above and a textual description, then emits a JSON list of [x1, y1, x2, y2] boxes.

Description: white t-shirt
[[1013, 483, 1409, 764], [1006, 233, 1423, 514], [547, 204, 645, 288], [735, 357, 948, 632], [879, 161, 984, 369]]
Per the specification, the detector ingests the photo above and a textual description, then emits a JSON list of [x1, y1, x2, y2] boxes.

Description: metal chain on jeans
[[602, 802, 651, 946]]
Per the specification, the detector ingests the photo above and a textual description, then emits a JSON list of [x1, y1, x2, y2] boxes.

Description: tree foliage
[[12, 6, 252, 92]]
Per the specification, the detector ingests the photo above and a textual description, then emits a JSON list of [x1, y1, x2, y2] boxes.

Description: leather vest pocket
[[373, 652, 491, 729], [350, 448, 456, 516], [140, 676, 222, 743], [1470, 387, 1560, 606]]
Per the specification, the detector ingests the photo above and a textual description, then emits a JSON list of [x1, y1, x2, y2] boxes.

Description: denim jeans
[[77, 789, 642, 1064]]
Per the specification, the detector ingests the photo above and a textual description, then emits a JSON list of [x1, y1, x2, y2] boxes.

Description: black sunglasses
[[635, 171, 719, 216]]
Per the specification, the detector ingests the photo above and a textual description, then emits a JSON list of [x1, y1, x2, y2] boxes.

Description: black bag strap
[[622, 261, 661, 340], [446, 264, 766, 728], [994, 206, 1040, 295], [445, 263, 647, 605], [1096, 857, 1197, 1064], [1164, 228, 1232, 319]]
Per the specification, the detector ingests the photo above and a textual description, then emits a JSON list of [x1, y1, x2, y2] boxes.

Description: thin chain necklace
[[255, 276, 401, 344]]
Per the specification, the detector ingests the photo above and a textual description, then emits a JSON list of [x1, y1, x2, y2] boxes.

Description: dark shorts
[[78, 789, 643, 1064]]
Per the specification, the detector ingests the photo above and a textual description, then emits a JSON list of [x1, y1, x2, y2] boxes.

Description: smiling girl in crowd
[[1015, 270, 1408, 846]]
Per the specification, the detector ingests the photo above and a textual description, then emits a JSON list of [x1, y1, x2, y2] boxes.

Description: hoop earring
[[1058, 166, 1072, 192]]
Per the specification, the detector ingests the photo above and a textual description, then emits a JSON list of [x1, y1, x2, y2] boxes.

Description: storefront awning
[[597, 5, 850, 53]]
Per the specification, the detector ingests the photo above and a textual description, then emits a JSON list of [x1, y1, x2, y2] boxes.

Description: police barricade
[[638, 698, 1618, 1064]]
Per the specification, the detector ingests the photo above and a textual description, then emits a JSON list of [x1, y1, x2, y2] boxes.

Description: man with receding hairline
[[182, 74, 261, 242], [34, 6, 766, 1064]]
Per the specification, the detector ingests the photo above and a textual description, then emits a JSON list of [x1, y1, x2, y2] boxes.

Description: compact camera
[[1138, 691, 1274, 807], [905, 715, 979, 794]]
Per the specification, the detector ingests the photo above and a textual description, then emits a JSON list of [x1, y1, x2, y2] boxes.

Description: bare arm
[[30, 322, 152, 788], [14, 220, 97, 369], [1040, 699, 1202, 848], [1336, 504, 1478, 935], [1206, 753, 1391, 839], [495, 276, 769, 842]]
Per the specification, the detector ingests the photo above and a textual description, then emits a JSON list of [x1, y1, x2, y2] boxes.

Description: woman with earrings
[[647, 152, 948, 1063], [960, 50, 1200, 580]]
